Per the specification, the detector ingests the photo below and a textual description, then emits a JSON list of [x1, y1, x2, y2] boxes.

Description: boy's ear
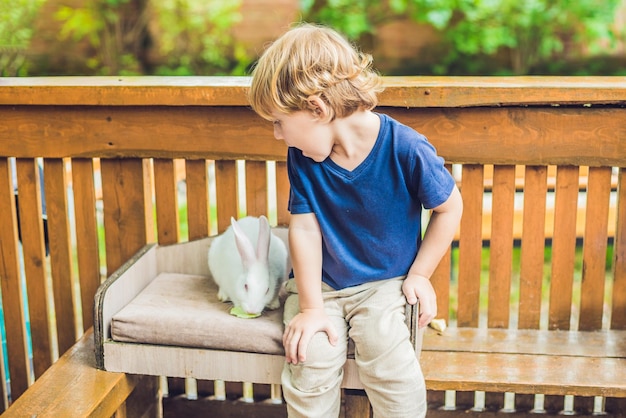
[[306, 95, 329, 119]]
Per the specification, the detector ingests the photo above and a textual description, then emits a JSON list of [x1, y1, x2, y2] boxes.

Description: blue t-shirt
[[287, 113, 455, 289]]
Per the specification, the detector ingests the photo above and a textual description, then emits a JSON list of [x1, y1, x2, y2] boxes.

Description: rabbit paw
[[217, 289, 231, 303], [266, 296, 281, 310]]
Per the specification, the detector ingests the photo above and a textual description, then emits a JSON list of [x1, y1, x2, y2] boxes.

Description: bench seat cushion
[[110, 272, 285, 355]]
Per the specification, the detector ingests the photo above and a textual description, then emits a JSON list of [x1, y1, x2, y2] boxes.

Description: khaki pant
[[281, 277, 427, 418]]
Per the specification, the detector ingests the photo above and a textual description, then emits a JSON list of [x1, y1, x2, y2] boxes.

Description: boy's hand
[[283, 308, 338, 365], [402, 274, 437, 328]]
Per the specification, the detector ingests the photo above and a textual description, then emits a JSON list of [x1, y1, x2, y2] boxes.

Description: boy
[[248, 23, 463, 418]]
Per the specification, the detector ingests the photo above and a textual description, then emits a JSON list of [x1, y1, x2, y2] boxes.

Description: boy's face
[[271, 110, 333, 163]]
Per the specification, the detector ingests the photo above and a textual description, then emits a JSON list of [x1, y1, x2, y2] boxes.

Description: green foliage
[[151, 0, 249, 76], [54, 0, 249, 76], [300, 0, 623, 75], [55, 0, 145, 75], [0, 0, 46, 75]]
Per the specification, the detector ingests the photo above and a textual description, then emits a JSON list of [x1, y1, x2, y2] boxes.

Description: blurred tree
[[54, 0, 249, 76], [55, 0, 151, 75], [301, 0, 623, 75], [150, 0, 249, 75], [0, 0, 46, 76]]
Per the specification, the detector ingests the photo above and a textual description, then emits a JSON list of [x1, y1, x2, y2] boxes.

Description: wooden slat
[[613, 168, 626, 330], [245, 161, 268, 217], [579, 166, 612, 331], [431, 249, 451, 323], [0, 158, 31, 400], [43, 158, 77, 354], [2, 106, 625, 168], [487, 165, 516, 328], [100, 159, 150, 274], [71, 158, 101, 331], [0, 342, 5, 412], [214, 160, 238, 233], [518, 166, 548, 330], [457, 164, 484, 327], [420, 351, 626, 397], [423, 328, 626, 358], [275, 162, 290, 227], [185, 160, 210, 241], [548, 166, 580, 331], [153, 158, 180, 245], [15, 158, 52, 379]]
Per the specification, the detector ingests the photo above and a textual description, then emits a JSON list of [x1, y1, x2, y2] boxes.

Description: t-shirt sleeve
[[410, 134, 456, 210]]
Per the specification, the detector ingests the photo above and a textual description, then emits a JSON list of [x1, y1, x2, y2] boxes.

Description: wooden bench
[[0, 77, 625, 417]]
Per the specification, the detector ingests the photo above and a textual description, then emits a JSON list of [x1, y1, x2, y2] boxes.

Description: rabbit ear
[[231, 217, 256, 269], [256, 215, 271, 264]]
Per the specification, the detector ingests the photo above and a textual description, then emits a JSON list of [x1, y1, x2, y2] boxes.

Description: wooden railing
[[0, 76, 625, 416]]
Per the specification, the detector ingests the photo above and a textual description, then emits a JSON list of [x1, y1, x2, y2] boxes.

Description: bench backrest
[[0, 77, 625, 410]]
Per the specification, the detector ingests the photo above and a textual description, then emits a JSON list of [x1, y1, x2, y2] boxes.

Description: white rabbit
[[208, 215, 288, 315]]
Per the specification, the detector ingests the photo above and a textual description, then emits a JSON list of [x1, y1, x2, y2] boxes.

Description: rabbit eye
[[245, 284, 249, 292]]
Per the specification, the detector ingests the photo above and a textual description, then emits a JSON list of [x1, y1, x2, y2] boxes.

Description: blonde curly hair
[[248, 23, 383, 122]]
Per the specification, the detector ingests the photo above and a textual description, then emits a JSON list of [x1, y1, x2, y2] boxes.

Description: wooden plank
[[487, 165, 516, 328], [518, 166, 548, 330], [275, 162, 290, 227], [420, 350, 626, 397], [0, 158, 31, 400], [153, 158, 180, 245], [15, 158, 52, 379], [100, 159, 150, 274], [613, 167, 626, 330], [548, 166, 580, 331], [3, 330, 144, 418], [1, 106, 625, 168], [71, 158, 101, 331], [579, 166, 612, 331], [214, 160, 238, 233], [2, 76, 626, 107], [43, 158, 77, 355], [245, 161, 268, 217], [422, 328, 626, 358], [185, 160, 210, 241], [457, 164, 484, 327], [431, 248, 451, 323]]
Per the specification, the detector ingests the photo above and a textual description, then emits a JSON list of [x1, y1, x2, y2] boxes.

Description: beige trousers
[[281, 277, 427, 418]]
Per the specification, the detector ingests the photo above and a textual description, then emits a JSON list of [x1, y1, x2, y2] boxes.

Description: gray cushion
[[111, 273, 285, 355]]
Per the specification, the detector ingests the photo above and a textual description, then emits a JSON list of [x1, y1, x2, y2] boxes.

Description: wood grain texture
[[613, 168, 626, 330], [0, 106, 624, 167], [43, 158, 77, 355], [457, 164, 484, 327], [1, 76, 625, 107], [154, 158, 180, 245], [0, 158, 31, 399], [579, 166, 612, 331], [100, 159, 150, 274], [71, 158, 101, 331], [245, 160, 268, 217], [15, 158, 51, 379], [185, 160, 210, 240], [2, 330, 145, 418], [548, 166, 580, 331], [487, 165, 516, 329], [518, 166, 548, 330], [214, 160, 238, 233]]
